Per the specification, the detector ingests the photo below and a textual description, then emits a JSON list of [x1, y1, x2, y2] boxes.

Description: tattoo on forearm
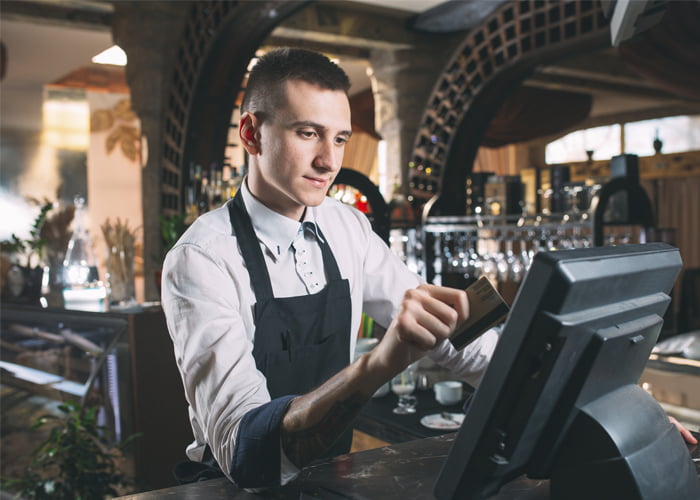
[[282, 392, 367, 467]]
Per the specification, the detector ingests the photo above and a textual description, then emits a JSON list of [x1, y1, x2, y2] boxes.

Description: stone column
[[112, 1, 189, 301], [370, 41, 459, 201]]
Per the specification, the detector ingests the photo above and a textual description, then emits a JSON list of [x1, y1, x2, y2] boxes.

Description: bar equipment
[[484, 175, 524, 216], [465, 172, 494, 216], [591, 154, 654, 246]]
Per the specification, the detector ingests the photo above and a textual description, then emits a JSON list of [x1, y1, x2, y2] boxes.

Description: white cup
[[434, 380, 463, 406]]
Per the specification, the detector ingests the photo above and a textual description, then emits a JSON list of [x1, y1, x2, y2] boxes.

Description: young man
[[162, 47, 695, 489], [162, 47, 498, 488]]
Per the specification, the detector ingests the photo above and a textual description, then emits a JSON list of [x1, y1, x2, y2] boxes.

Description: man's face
[[245, 79, 352, 221]]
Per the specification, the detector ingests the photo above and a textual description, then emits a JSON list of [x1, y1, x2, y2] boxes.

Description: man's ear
[[239, 112, 260, 155]]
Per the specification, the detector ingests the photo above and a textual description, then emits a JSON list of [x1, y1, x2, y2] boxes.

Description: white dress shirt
[[161, 181, 499, 484]]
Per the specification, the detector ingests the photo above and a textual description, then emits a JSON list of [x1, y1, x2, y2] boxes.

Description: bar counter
[[355, 383, 474, 444], [115, 431, 699, 499]]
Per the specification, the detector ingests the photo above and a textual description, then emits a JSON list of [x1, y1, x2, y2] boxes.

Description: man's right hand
[[367, 284, 470, 380]]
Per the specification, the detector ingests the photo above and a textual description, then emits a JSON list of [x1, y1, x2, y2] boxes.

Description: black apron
[[175, 194, 354, 484], [228, 192, 354, 456]]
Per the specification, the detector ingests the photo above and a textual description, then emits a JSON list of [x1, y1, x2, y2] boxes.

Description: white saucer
[[420, 412, 465, 431]]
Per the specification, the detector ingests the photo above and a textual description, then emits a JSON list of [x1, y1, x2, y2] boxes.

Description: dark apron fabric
[[229, 193, 353, 454], [175, 192, 352, 483], [175, 193, 354, 485]]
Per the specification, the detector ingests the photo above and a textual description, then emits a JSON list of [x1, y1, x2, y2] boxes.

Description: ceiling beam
[[524, 72, 682, 102], [578, 103, 700, 129], [0, 0, 112, 31]]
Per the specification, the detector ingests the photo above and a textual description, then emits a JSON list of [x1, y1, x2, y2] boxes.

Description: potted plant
[[1, 198, 75, 307], [1, 401, 138, 499], [1, 201, 53, 305]]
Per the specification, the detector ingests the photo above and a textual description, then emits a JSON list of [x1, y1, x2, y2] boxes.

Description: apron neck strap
[[228, 192, 343, 303], [229, 192, 274, 301], [315, 225, 341, 282]]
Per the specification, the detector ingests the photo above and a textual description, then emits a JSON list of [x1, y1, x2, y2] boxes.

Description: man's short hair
[[241, 47, 351, 121]]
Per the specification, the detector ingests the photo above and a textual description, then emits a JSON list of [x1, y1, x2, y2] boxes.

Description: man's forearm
[[280, 289, 463, 469], [281, 353, 384, 467]]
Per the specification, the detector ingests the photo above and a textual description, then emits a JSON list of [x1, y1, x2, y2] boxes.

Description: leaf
[[10, 401, 139, 498], [90, 109, 114, 132], [106, 129, 120, 154], [120, 135, 138, 162], [112, 98, 137, 122]]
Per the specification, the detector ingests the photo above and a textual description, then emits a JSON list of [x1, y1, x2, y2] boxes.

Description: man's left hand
[[669, 416, 698, 445]]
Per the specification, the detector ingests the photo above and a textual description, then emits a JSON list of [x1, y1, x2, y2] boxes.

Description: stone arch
[[409, 0, 612, 217], [160, 0, 309, 217]]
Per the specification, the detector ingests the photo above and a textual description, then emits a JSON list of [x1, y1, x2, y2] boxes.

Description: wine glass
[[391, 364, 418, 414], [462, 233, 482, 286], [507, 238, 526, 283]]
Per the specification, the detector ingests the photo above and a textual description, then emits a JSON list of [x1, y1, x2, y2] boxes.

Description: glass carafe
[[62, 196, 105, 311]]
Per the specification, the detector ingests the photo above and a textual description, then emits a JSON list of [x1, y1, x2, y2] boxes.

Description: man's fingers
[[395, 310, 447, 350], [393, 285, 471, 350], [669, 416, 698, 445], [412, 284, 469, 326]]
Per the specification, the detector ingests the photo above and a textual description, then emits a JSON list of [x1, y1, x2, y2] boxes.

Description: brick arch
[[159, 0, 309, 217], [409, 0, 611, 217]]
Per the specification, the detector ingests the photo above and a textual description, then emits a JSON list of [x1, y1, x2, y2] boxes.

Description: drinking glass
[[481, 251, 500, 285], [462, 234, 482, 286], [507, 238, 526, 283], [391, 364, 418, 414]]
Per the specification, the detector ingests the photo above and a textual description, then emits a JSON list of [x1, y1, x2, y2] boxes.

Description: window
[[545, 115, 700, 164], [624, 115, 700, 156], [545, 124, 620, 164]]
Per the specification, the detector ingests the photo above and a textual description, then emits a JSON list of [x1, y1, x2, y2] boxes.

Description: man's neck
[[244, 176, 308, 222]]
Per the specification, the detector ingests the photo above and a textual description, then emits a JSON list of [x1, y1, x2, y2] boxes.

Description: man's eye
[[335, 136, 349, 146], [299, 130, 316, 138]]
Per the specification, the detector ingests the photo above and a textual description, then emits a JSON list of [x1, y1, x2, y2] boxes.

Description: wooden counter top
[[115, 431, 700, 499]]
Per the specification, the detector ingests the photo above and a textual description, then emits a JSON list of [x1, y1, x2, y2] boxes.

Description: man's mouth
[[305, 176, 329, 188]]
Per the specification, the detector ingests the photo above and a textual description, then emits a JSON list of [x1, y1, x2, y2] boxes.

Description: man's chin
[[301, 193, 329, 208]]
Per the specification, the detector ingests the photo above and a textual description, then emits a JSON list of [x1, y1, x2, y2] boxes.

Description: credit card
[[449, 276, 510, 350]]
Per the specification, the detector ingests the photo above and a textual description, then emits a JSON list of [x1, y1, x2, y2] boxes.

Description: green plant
[[1, 201, 53, 268], [1, 401, 138, 500], [159, 213, 187, 261]]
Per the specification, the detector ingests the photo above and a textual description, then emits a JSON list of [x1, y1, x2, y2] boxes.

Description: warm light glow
[[246, 57, 259, 72], [42, 98, 89, 150], [92, 45, 127, 66]]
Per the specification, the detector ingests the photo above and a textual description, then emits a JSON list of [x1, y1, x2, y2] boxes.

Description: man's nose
[[314, 139, 342, 171]]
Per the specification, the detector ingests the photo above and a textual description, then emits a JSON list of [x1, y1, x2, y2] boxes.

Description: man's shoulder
[[316, 196, 370, 229], [177, 203, 232, 247]]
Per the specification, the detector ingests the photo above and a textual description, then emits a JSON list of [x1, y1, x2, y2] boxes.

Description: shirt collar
[[241, 180, 323, 258]]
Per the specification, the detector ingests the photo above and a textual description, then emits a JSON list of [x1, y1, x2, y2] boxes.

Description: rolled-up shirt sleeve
[[163, 239, 293, 486], [230, 395, 296, 487], [427, 328, 500, 388]]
